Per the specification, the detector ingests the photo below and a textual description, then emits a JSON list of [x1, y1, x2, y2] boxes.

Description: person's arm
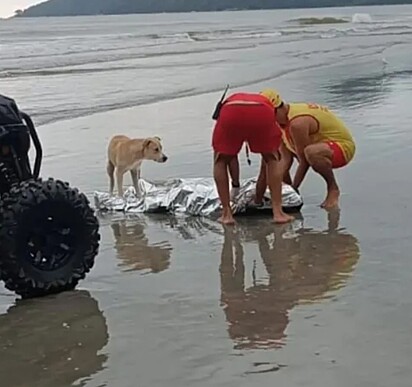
[[254, 157, 267, 205], [228, 156, 240, 187], [289, 118, 311, 190], [279, 142, 293, 185]]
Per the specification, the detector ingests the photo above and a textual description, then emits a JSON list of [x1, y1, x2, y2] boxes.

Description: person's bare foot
[[218, 214, 236, 225], [320, 189, 340, 209], [218, 207, 235, 225], [250, 199, 263, 208], [273, 211, 295, 224]]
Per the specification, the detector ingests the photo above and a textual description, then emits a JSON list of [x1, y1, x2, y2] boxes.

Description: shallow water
[[1, 4, 412, 387]]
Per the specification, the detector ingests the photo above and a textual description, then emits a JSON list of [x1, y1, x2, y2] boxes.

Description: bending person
[[256, 89, 356, 209], [212, 91, 294, 225]]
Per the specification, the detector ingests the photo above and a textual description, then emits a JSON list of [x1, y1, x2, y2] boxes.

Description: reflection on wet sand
[[326, 71, 392, 108], [0, 290, 108, 387], [111, 218, 173, 274], [324, 69, 412, 109], [219, 211, 360, 350]]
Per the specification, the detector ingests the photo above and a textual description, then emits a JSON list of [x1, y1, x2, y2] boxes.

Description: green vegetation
[[293, 17, 349, 25]]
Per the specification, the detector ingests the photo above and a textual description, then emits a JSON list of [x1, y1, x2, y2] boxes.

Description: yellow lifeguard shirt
[[282, 103, 356, 163]]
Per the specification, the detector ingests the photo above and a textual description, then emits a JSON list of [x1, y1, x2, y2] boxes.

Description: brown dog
[[107, 135, 168, 197]]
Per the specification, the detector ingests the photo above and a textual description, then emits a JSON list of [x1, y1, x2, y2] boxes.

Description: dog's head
[[142, 136, 168, 163]]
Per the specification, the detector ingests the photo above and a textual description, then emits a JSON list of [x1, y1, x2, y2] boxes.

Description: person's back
[[287, 102, 355, 162], [225, 92, 274, 108]]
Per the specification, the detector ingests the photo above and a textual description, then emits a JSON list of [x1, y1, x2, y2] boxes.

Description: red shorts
[[212, 93, 282, 155], [326, 141, 347, 169]]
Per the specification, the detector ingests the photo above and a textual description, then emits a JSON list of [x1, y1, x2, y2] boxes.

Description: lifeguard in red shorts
[[212, 91, 294, 225]]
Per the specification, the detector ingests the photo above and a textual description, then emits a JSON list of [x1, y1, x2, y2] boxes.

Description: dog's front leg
[[116, 168, 126, 197], [130, 168, 141, 197]]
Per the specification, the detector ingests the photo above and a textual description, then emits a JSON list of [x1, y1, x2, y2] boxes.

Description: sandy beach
[[1, 5, 412, 386]]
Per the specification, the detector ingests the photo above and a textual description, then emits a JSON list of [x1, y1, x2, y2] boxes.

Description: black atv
[[0, 94, 100, 299]]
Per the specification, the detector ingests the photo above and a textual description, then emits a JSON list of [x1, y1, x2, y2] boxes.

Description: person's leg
[[304, 142, 345, 209], [254, 157, 267, 205], [280, 142, 294, 186], [214, 153, 236, 224], [262, 153, 294, 224], [244, 104, 293, 223], [212, 104, 244, 224], [228, 156, 240, 201], [255, 143, 294, 204], [228, 156, 240, 186]]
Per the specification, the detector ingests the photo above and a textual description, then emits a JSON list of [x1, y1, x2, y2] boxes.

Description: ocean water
[[0, 4, 412, 387]]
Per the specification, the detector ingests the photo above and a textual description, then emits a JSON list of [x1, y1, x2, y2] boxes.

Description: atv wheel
[[0, 162, 19, 196], [0, 178, 100, 298]]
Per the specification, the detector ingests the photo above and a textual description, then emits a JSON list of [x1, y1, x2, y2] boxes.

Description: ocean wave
[[142, 19, 411, 45], [149, 32, 197, 42], [320, 33, 337, 39], [194, 30, 282, 40], [0, 65, 169, 79], [3, 24, 411, 76], [0, 57, 230, 79], [146, 28, 284, 43], [1, 14, 411, 78], [2, 17, 409, 68], [352, 13, 373, 24], [27, 45, 391, 126]]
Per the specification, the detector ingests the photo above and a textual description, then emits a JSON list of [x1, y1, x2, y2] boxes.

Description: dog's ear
[[154, 136, 161, 141], [143, 139, 152, 148]]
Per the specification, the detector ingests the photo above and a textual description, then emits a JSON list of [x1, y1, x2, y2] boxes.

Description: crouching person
[[211, 91, 294, 225]]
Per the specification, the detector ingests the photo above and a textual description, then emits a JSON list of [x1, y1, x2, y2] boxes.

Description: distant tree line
[[19, 0, 412, 17]]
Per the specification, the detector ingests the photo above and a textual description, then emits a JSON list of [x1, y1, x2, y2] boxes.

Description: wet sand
[[1, 9, 412, 387]]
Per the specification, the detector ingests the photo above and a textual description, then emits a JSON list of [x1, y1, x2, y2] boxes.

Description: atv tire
[[0, 162, 19, 196], [0, 178, 100, 298]]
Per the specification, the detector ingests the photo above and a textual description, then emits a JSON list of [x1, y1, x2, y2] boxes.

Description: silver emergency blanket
[[93, 177, 303, 216]]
